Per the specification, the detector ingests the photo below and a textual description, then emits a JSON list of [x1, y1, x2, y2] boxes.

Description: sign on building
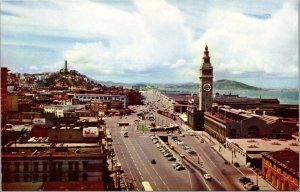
[[83, 127, 99, 137], [33, 118, 46, 125]]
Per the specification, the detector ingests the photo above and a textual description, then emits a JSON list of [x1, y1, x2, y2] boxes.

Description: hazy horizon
[[2, 0, 298, 88]]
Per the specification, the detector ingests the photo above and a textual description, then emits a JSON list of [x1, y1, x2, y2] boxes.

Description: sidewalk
[[195, 130, 275, 191]]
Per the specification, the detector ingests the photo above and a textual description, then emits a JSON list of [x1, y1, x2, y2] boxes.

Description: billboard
[[83, 127, 99, 137]]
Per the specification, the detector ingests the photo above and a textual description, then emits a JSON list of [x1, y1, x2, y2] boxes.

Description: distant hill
[[214, 79, 262, 90], [148, 79, 262, 91]]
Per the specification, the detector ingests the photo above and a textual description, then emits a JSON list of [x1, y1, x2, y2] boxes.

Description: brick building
[[262, 149, 299, 191], [1, 67, 10, 126], [90, 100, 111, 112], [2, 142, 107, 190]]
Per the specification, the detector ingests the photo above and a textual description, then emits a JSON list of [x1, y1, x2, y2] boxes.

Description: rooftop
[[227, 138, 299, 152], [2, 142, 103, 158], [262, 149, 299, 176]]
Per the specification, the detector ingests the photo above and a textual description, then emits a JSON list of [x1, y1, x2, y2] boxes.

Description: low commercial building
[[226, 138, 299, 167], [204, 106, 294, 144], [72, 94, 128, 108], [48, 125, 103, 143], [261, 149, 299, 191], [158, 91, 198, 113], [90, 100, 111, 112], [44, 104, 85, 117], [2, 142, 107, 190]]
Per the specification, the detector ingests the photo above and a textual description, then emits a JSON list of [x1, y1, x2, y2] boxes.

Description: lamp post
[[255, 167, 259, 187]]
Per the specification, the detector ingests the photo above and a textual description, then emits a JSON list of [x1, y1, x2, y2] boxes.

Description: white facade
[[44, 105, 85, 117]]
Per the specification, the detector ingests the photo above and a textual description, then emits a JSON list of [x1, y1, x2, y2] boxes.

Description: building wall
[[73, 94, 128, 108], [2, 156, 104, 183], [187, 108, 204, 131], [48, 128, 99, 143], [90, 101, 111, 112], [241, 117, 266, 138], [204, 115, 227, 143], [1, 67, 9, 126], [262, 157, 299, 191], [6, 95, 19, 112]]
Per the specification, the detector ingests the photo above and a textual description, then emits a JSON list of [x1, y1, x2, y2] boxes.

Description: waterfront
[[159, 88, 299, 105]]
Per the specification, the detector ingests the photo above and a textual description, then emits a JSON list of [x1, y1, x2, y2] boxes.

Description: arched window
[[230, 129, 237, 138], [248, 126, 259, 137], [272, 127, 285, 139]]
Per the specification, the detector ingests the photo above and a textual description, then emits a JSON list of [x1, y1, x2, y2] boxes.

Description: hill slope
[[214, 79, 262, 90]]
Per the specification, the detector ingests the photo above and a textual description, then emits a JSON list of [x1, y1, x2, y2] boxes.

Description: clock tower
[[199, 45, 213, 111]]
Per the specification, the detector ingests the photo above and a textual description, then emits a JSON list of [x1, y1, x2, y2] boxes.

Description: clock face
[[203, 83, 211, 92]]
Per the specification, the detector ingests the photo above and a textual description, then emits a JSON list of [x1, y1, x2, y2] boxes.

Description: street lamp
[[254, 167, 259, 187]]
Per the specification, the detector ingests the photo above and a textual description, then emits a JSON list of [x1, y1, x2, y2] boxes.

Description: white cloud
[[192, 3, 298, 82], [63, 0, 193, 82], [1, 0, 298, 86]]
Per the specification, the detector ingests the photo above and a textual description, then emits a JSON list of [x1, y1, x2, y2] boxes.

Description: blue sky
[[1, 0, 298, 88]]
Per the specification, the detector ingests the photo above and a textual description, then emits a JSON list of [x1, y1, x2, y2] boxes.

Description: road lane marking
[[111, 125, 143, 189], [126, 138, 160, 191], [114, 139, 136, 186], [133, 138, 170, 190], [187, 169, 193, 190]]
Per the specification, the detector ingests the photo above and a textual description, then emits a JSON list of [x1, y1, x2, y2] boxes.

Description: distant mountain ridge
[[94, 79, 263, 90], [145, 79, 263, 90]]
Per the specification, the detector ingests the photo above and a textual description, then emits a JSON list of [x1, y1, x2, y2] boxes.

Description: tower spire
[[203, 45, 211, 65]]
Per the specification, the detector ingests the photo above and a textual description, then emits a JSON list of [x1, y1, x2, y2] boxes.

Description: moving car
[[204, 174, 212, 180], [151, 159, 156, 164]]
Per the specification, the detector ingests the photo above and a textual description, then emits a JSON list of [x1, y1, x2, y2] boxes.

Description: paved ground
[[195, 130, 275, 191]]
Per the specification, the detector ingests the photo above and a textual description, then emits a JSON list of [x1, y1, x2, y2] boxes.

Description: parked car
[[248, 185, 259, 191], [175, 165, 185, 171], [164, 153, 172, 157], [172, 162, 182, 169], [203, 174, 212, 180], [244, 183, 258, 190], [239, 177, 251, 184], [168, 157, 176, 161], [234, 162, 240, 167]]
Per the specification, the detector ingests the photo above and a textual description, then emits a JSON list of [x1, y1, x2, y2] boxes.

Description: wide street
[[104, 90, 245, 191]]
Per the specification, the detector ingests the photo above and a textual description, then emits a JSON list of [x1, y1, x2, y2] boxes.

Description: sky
[[1, 0, 298, 88]]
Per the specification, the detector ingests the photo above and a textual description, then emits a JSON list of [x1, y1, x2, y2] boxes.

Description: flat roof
[[3, 143, 103, 158], [6, 124, 32, 131], [227, 138, 299, 152], [262, 150, 299, 175]]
